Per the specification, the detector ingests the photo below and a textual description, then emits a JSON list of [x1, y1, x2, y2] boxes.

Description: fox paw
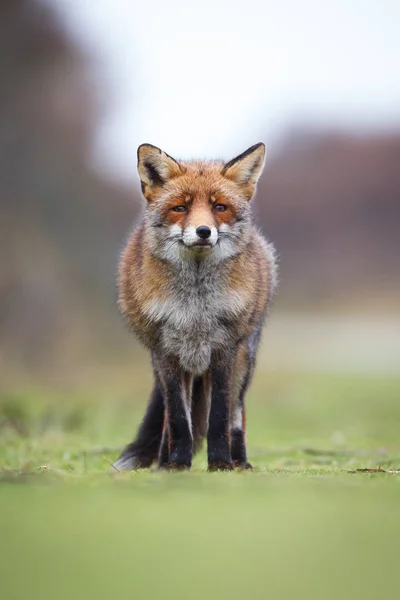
[[163, 461, 191, 471], [208, 461, 234, 472], [232, 460, 253, 470]]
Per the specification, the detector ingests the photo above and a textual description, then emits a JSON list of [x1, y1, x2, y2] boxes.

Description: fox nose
[[196, 226, 211, 239]]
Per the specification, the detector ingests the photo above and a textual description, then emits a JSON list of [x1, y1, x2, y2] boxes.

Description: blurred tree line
[[1, 0, 399, 377], [0, 0, 138, 375], [257, 129, 400, 309]]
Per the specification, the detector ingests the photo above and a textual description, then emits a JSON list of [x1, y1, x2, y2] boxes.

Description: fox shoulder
[[249, 230, 278, 305], [226, 229, 277, 306]]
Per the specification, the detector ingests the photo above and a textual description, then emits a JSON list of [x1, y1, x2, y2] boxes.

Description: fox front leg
[[230, 405, 252, 470], [207, 356, 234, 471], [230, 342, 254, 470], [156, 359, 193, 470]]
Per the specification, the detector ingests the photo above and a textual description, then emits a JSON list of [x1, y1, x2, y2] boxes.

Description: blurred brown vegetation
[[258, 129, 400, 309], [1, 0, 399, 377], [0, 0, 138, 375]]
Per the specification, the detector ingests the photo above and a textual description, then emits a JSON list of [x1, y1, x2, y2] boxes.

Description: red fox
[[114, 142, 277, 471]]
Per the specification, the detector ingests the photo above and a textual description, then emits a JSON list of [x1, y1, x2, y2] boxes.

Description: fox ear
[[137, 144, 183, 199], [222, 143, 266, 199]]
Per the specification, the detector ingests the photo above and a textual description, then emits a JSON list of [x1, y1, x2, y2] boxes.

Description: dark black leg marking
[[231, 427, 253, 470], [230, 342, 256, 470], [207, 362, 233, 471], [113, 382, 164, 470], [164, 374, 192, 470], [191, 375, 209, 454], [231, 427, 247, 463]]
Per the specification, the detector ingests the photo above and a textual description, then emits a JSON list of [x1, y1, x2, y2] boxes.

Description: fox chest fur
[[142, 259, 249, 374]]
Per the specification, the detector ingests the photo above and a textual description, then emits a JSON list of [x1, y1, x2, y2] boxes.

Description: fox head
[[137, 142, 265, 262]]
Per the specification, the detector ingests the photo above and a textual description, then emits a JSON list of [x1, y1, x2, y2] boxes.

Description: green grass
[[1, 368, 400, 600]]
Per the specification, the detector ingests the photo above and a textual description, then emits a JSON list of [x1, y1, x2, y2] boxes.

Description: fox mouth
[[192, 241, 213, 248], [179, 240, 213, 249]]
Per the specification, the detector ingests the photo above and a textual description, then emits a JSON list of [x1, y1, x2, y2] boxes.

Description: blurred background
[[1, 6, 400, 599], [1, 0, 400, 387]]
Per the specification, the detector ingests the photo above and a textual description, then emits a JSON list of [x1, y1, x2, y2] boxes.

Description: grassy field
[[1, 366, 400, 600]]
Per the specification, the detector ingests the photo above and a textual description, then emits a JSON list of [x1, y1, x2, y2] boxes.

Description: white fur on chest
[[144, 263, 247, 373]]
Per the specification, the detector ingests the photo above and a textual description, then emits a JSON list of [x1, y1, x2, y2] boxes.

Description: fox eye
[[213, 204, 227, 212], [172, 206, 187, 213]]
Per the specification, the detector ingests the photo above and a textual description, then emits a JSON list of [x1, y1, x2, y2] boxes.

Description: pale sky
[[53, 0, 400, 181]]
